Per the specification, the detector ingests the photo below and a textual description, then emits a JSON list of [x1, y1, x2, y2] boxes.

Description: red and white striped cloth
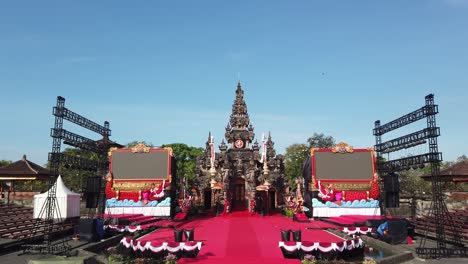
[[341, 227, 373, 235], [120, 237, 202, 253], [279, 238, 363, 253]]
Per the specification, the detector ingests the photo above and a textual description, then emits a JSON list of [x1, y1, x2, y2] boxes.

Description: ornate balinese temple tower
[[195, 82, 285, 212]]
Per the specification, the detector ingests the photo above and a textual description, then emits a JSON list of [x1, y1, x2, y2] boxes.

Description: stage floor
[[120, 210, 364, 263]]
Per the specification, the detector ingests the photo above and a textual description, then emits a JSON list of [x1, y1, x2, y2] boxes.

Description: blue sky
[[1, 0, 467, 166]]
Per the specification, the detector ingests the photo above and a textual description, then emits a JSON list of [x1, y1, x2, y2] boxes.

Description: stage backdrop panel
[[310, 143, 379, 199], [111, 151, 170, 180]]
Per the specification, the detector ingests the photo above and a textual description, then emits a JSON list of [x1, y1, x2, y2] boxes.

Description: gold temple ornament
[[131, 143, 151, 153]]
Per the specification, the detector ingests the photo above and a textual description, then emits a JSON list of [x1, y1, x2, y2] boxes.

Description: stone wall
[[385, 192, 468, 218]]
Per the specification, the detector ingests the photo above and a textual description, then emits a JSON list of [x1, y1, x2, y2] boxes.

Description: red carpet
[[118, 211, 361, 263], [176, 210, 301, 263], [113, 205, 361, 264]]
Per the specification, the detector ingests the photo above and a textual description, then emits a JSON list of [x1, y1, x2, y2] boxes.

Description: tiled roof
[[439, 160, 468, 176], [0, 155, 50, 180]]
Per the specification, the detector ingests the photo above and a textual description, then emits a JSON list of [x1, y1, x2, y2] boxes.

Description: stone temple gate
[[195, 82, 285, 212]]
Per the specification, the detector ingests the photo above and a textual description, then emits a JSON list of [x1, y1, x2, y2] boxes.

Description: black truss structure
[[53, 104, 111, 137], [23, 96, 117, 255], [48, 153, 108, 171], [51, 128, 110, 154], [377, 153, 442, 172], [375, 127, 440, 153], [373, 104, 438, 136], [375, 94, 465, 259]]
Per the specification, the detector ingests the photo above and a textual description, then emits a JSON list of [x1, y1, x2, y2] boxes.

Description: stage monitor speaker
[[174, 229, 183, 242], [281, 229, 291, 241], [386, 219, 407, 245], [384, 173, 399, 192], [184, 228, 194, 242], [86, 176, 102, 193], [385, 192, 400, 208], [79, 218, 97, 242]]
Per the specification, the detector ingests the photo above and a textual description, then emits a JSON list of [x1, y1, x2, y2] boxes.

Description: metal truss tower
[[23, 96, 118, 254], [374, 94, 466, 258]]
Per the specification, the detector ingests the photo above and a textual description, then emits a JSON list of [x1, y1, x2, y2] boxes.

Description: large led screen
[[314, 151, 374, 180], [111, 150, 170, 180]]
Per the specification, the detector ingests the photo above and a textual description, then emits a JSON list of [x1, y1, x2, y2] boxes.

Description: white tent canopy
[[33, 175, 81, 219]]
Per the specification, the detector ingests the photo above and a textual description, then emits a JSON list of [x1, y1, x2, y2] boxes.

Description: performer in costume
[[149, 180, 166, 200], [317, 181, 334, 202], [318, 181, 343, 204], [250, 196, 256, 215], [222, 198, 230, 216]]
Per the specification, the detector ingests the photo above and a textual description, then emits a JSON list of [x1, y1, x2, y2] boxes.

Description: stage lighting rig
[[373, 103, 438, 136], [377, 153, 442, 172], [53, 99, 111, 137], [375, 127, 439, 153], [48, 153, 107, 171]]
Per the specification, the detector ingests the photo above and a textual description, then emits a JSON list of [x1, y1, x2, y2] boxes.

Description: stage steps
[[319, 215, 387, 227], [178, 257, 300, 264]]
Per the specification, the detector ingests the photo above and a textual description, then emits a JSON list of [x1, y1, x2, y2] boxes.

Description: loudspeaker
[[86, 193, 99, 208], [184, 228, 194, 241], [385, 192, 400, 208], [79, 218, 97, 241], [385, 219, 407, 244], [292, 230, 301, 242], [86, 176, 101, 193], [384, 174, 399, 192], [174, 229, 183, 242], [85, 176, 101, 209], [281, 229, 291, 241]]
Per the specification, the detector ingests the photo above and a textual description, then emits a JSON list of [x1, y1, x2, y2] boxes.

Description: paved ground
[[392, 237, 467, 264], [402, 258, 468, 264], [0, 239, 94, 264]]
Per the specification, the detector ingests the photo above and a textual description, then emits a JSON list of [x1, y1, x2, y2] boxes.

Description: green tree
[[307, 133, 335, 148], [284, 143, 309, 188], [125, 141, 154, 148], [0, 160, 12, 167], [40, 148, 107, 193], [283, 133, 336, 189], [160, 143, 204, 188], [398, 168, 431, 196], [399, 155, 468, 195], [61, 148, 105, 192]]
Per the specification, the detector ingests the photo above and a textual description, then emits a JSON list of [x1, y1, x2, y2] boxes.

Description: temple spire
[[229, 81, 250, 130], [266, 131, 276, 157], [225, 82, 255, 146]]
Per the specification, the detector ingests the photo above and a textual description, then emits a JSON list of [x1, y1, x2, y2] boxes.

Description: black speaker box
[[86, 193, 99, 208], [79, 218, 97, 242], [385, 192, 400, 208], [184, 228, 194, 241], [174, 229, 183, 242], [385, 219, 408, 245], [86, 176, 101, 193], [281, 229, 291, 241], [292, 230, 301, 242], [384, 174, 399, 192]]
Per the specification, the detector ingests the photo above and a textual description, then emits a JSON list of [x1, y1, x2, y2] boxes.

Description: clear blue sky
[[1, 0, 467, 166]]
